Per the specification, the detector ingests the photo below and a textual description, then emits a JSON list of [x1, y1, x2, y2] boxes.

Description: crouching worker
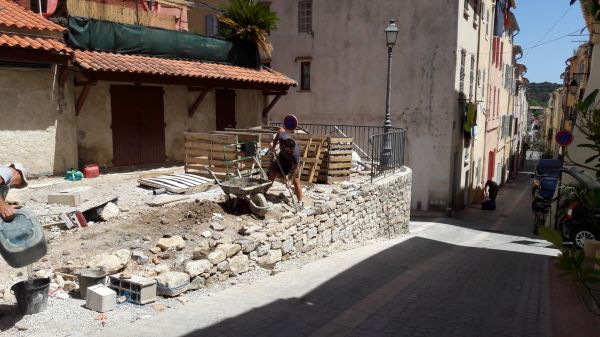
[[481, 179, 498, 210], [268, 128, 303, 204], [0, 163, 28, 221]]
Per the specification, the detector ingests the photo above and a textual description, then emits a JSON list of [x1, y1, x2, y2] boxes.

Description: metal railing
[[270, 123, 406, 181], [369, 130, 406, 181]]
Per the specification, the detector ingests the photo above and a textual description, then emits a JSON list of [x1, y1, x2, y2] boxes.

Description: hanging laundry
[[463, 102, 476, 134], [493, 0, 505, 37]]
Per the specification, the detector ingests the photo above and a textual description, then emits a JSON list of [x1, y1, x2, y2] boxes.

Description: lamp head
[[385, 20, 399, 48]]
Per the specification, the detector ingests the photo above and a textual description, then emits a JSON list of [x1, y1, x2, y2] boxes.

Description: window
[[300, 61, 311, 90], [205, 15, 219, 36], [459, 49, 466, 94], [499, 41, 504, 70], [469, 55, 475, 100], [463, 0, 469, 17], [298, 1, 312, 33]]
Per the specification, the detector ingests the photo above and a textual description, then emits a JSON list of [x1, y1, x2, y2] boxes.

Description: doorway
[[110, 85, 166, 166], [216, 89, 237, 131]]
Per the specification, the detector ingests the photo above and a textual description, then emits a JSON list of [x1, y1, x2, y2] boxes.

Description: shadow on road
[[180, 237, 551, 337]]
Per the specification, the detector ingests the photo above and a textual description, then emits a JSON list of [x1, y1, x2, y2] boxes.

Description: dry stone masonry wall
[[151, 168, 412, 295]]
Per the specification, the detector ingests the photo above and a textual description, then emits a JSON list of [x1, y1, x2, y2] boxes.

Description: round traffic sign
[[283, 115, 298, 131], [555, 130, 574, 147]]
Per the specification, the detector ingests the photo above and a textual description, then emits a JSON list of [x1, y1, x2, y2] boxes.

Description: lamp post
[[381, 19, 399, 167]]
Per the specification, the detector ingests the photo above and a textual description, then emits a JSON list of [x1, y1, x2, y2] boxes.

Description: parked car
[[557, 167, 600, 249]]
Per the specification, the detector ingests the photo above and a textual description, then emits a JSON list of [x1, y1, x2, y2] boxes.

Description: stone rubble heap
[[4, 169, 411, 305]]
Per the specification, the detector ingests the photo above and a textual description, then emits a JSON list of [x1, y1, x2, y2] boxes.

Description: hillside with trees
[[526, 82, 562, 106]]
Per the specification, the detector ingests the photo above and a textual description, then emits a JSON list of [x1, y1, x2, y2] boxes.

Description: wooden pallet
[[184, 132, 261, 179], [294, 134, 326, 183], [138, 174, 213, 194], [318, 137, 353, 184]]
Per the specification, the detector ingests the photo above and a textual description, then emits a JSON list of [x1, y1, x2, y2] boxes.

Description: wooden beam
[[82, 70, 293, 92], [57, 65, 68, 87], [188, 86, 211, 92], [0, 47, 70, 65], [75, 81, 95, 116], [262, 93, 284, 124], [263, 91, 287, 96], [189, 88, 211, 118]]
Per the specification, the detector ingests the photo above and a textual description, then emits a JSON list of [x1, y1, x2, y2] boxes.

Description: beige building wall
[[0, 67, 78, 176], [455, 0, 485, 208], [268, 0, 462, 210], [76, 83, 263, 168]]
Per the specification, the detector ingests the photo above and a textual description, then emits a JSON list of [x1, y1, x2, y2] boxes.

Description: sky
[[514, 0, 587, 84]]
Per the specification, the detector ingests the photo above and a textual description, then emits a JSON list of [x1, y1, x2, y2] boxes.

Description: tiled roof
[[0, 33, 70, 53], [0, 0, 66, 33], [74, 50, 297, 87]]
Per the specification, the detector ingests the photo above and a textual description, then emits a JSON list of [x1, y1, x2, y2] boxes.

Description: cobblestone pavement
[[91, 162, 561, 337]]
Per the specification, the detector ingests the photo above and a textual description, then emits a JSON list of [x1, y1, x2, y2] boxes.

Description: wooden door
[[215, 89, 236, 131], [110, 85, 165, 166]]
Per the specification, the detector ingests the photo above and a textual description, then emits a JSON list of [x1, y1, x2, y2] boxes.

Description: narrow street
[[84, 158, 599, 337]]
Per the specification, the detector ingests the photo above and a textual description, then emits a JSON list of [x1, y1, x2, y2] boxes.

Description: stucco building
[[0, 0, 295, 175], [264, 0, 523, 211]]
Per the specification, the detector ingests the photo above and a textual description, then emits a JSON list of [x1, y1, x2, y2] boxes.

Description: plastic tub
[[0, 208, 47, 268]]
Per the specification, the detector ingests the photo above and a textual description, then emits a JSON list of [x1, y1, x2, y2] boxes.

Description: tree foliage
[[526, 82, 562, 106], [218, 0, 279, 57]]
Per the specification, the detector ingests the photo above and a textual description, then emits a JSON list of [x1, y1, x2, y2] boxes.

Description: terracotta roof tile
[[0, 33, 71, 53], [74, 50, 297, 87], [0, 0, 66, 33]]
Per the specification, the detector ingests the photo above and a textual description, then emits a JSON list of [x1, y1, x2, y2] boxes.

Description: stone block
[[157, 236, 185, 251], [185, 260, 212, 278], [217, 243, 241, 257], [208, 250, 227, 265], [154, 272, 190, 297], [48, 186, 94, 206], [86, 285, 116, 313], [229, 255, 249, 275]]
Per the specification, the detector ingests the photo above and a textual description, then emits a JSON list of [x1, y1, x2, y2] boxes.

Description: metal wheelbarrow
[[205, 168, 272, 217]]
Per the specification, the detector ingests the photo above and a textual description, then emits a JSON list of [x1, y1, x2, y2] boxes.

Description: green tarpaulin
[[67, 17, 259, 68]]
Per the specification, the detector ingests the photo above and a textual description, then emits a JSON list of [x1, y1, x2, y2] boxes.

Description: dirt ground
[[0, 164, 357, 290]]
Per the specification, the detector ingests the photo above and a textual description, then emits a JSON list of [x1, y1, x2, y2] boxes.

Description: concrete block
[[86, 284, 116, 312], [48, 186, 94, 206]]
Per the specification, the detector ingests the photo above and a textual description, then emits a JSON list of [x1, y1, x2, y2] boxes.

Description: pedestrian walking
[[0, 163, 28, 221]]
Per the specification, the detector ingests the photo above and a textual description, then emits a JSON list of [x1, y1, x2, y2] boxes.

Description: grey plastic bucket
[[10, 277, 50, 315], [78, 267, 106, 299]]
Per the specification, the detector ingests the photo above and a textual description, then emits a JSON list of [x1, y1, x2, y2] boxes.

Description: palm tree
[[218, 0, 279, 58]]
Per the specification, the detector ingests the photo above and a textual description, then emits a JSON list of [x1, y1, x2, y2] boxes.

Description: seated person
[[268, 128, 302, 203]]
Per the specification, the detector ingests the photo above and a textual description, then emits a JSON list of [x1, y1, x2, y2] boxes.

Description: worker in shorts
[[269, 128, 302, 204]]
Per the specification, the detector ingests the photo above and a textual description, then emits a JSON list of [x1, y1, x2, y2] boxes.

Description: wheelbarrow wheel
[[249, 193, 268, 217]]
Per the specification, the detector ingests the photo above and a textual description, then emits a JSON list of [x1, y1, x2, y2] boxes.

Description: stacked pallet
[[318, 137, 353, 183], [191, 127, 354, 184], [294, 134, 326, 183], [184, 132, 260, 179]]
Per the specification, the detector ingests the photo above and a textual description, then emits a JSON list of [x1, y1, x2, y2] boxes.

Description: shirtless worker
[[269, 128, 303, 204], [0, 163, 28, 221]]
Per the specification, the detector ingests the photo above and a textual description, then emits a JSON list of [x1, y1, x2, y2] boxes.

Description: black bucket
[[10, 278, 50, 315]]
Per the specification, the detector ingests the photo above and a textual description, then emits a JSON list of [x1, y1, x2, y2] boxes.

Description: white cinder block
[[86, 284, 116, 312]]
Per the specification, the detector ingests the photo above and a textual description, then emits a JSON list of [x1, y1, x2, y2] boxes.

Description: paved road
[[89, 158, 569, 337]]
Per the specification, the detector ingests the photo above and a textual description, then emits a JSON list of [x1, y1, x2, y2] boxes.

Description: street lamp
[[569, 78, 578, 96], [381, 19, 399, 167]]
